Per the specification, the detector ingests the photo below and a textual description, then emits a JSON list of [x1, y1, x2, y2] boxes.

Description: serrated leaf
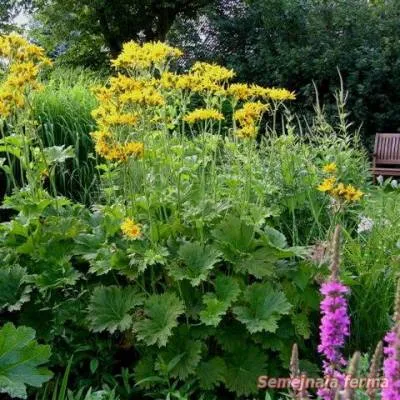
[[200, 276, 241, 326], [233, 283, 291, 334], [197, 357, 226, 390], [168, 242, 221, 286], [199, 298, 227, 326], [236, 247, 277, 278], [224, 344, 267, 396], [158, 327, 202, 380], [133, 293, 185, 347], [0, 265, 31, 312], [88, 286, 144, 333], [212, 215, 255, 261], [0, 323, 52, 399]]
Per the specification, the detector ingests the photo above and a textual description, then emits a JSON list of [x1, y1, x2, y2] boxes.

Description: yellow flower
[[121, 218, 141, 239], [103, 113, 138, 127], [317, 177, 337, 192], [343, 185, 364, 202], [119, 88, 165, 107], [122, 141, 144, 159], [184, 108, 224, 124], [112, 41, 182, 70], [190, 62, 235, 82], [227, 83, 253, 100], [323, 163, 337, 174], [264, 88, 296, 101], [234, 102, 268, 126], [109, 74, 145, 93], [236, 125, 258, 139], [159, 72, 179, 89]]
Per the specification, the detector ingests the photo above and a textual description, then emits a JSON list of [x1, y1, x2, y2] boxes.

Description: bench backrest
[[374, 133, 400, 164]]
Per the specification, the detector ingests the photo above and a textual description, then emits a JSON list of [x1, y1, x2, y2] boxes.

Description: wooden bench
[[371, 133, 400, 181]]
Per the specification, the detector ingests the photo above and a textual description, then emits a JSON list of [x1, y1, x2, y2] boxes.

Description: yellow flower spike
[[323, 162, 337, 174], [317, 177, 337, 192], [121, 218, 142, 239], [183, 108, 225, 124]]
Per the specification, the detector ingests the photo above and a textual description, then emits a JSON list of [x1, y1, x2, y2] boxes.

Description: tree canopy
[[31, 0, 214, 66]]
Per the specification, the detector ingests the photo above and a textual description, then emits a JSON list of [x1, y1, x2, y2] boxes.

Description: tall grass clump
[[32, 67, 102, 204]]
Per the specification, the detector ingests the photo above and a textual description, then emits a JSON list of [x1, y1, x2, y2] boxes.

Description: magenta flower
[[317, 280, 350, 400], [382, 329, 400, 400]]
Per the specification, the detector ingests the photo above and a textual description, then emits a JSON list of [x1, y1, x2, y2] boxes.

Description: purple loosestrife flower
[[318, 280, 350, 400], [317, 225, 350, 400], [382, 280, 400, 400], [382, 329, 400, 400]]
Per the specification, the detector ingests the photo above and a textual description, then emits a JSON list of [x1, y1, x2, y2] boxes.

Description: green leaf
[[134, 355, 158, 389], [199, 276, 241, 326], [133, 293, 185, 347], [197, 357, 226, 390], [168, 242, 221, 286], [43, 145, 75, 164], [292, 312, 311, 339], [88, 286, 144, 333], [158, 327, 202, 380], [236, 247, 277, 278], [212, 215, 255, 261], [233, 283, 291, 334], [0, 323, 52, 399], [215, 321, 250, 353], [0, 265, 31, 312], [224, 344, 267, 396], [263, 226, 288, 248]]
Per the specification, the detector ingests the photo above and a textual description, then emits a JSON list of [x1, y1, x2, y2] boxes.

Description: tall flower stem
[[318, 225, 350, 400]]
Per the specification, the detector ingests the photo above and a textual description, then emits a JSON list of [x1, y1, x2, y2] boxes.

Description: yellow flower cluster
[[0, 34, 51, 118], [121, 217, 141, 239], [322, 162, 337, 174], [91, 40, 297, 157], [112, 41, 182, 70], [234, 102, 268, 138], [91, 130, 144, 162], [264, 88, 296, 101], [160, 66, 229, 94], [190, 62, 235, 82], [317, 163, 363, 202], [183, 108, 225, 124], [90, 73, 162, 161], [226, 84, 296, 102]]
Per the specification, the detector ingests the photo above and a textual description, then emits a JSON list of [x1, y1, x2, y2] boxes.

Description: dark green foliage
[[30, 0, 215, 67]]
